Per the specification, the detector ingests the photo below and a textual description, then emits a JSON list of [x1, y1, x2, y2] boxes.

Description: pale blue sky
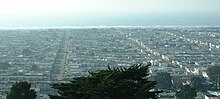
[[0, 0, 220, 27]]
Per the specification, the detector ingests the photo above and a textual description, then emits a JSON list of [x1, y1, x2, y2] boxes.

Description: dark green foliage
[[176, 85, 197, 99], [207, 65, 220, 90], [50, 64, 162, 99], [155, 72, 172, 89], [191, 76, 209, 91], [6, 82, 36, 99]]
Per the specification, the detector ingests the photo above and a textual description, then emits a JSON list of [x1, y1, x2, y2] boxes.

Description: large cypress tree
[[7, 81, 36, 99], [50, 63, 162, 99]]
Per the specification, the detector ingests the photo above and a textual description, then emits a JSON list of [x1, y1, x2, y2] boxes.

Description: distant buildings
[[0, 27, 220, 98]]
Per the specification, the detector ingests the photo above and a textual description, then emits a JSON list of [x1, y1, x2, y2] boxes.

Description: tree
[[50, 64, 162, 99], [191, 76, 209, 91], [155, 72, 172, 89], [207, 65, 220, 90], [7, 82, 36, 99], [176, 85, 197, 99]]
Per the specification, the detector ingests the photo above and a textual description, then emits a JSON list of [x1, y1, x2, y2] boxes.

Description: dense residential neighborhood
[[0, 27, 220, 98]]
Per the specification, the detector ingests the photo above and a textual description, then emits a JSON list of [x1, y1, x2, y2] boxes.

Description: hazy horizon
[[1, 0, 220, 28]]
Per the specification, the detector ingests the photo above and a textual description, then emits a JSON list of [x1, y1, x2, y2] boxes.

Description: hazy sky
[[0, 0, 220, 27]]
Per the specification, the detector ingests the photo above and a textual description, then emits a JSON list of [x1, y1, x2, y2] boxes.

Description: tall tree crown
[[50, 63, 162, 99]]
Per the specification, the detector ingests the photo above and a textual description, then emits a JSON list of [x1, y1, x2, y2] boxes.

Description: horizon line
[[1, 25, 220, 30]]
